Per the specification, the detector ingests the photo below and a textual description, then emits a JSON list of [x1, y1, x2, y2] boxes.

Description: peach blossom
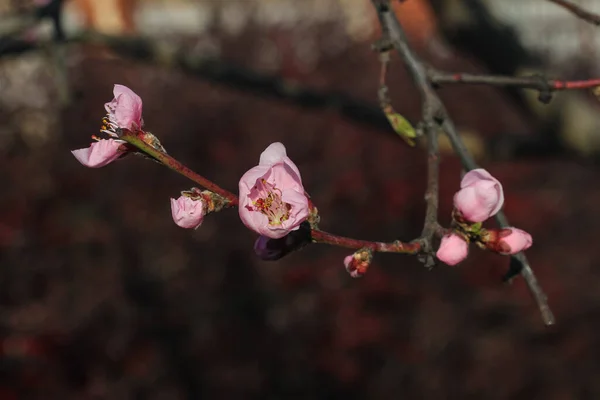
[[238, 143, 309, 239]]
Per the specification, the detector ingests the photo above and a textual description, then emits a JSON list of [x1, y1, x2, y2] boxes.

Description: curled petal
[[259, 142, 302, 180], [461, 169, 497, 189], [71, 139, 125, 168], [436, 234, 469, 266], [259, 142, 287, 166], [170, 196, 205, 229], [104, 84, 143, 130], [498, 228, 532, 255]]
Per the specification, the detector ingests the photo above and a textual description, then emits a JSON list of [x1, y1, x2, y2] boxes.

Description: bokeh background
[[1, 0, 600, 398]]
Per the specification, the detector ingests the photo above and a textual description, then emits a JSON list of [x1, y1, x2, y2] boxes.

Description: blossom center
[[250, 179, 292, 226]]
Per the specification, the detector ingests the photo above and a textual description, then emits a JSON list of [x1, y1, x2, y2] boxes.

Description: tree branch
[[429, 69, 600, 93], [311, 229, 421, 253], [121, 128, 424, 257], [120, 129, 240, 206], [370, 0, 555, 325], [547, 0, 600, 26], [373, 1, 443, 266]]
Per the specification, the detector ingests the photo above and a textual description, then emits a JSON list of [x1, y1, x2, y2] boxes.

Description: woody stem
[[120, 129, 239, 206]]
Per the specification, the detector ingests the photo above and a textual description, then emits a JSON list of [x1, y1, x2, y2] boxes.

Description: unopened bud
[[481, 227, 532, 255], [343, 248, 373, 278], [253, 222, 312, 261]]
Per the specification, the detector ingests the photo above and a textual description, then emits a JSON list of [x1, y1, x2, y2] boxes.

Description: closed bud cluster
[[437, 169, 533, 266]]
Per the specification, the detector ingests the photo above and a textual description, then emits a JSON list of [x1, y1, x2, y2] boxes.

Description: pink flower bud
[[343, 249, 372, 278], [498, 228, 532, 255], [170, 196, 205, 229], [453, 169, 504, 223], [104, 84, 143, 131], [436, 234, 469, 266], [238, 142, 309, 239], [71, 138, 125, 168]]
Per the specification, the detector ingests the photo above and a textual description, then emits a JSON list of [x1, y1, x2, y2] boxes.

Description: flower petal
[[259, 142, 287, 166], [71, 139, 124, 168]]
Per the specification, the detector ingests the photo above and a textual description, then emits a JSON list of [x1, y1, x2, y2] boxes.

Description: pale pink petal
[[499, 228, 532, 254], [267, 162, 304, 193], [170, 196, 205, 229], [71, 139, 124, 168], [453, 188, 486, 223], [104, 84, 143, 130], [436, 234, 469, 266], [460, 169, 496, 189], [238, 165, 271, 193], [258, 142, 302, 179], [280, 189, 309, 220], [259, 142, 287, 166]]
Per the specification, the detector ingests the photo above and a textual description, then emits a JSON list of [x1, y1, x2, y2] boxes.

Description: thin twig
[[121, 128, 426, 256], [429, 70, 600, 92], [370, 0, 555, 325], [372, 0, 442, 266], [311, 229, 421, 253], [120, 129, 239, 206], [547, 0, 600, 26]]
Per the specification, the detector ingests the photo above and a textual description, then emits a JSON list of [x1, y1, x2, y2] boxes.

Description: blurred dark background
[[1, 0, 600, 398]]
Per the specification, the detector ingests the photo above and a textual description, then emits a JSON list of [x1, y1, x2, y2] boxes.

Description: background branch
[[429, 70, 600, 97], [547, 0, 600, 26], [371, 0, 555, 325]]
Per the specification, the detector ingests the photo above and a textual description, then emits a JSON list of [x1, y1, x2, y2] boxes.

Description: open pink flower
[[170, 196, 205, 229], [454, 169, 504, 223], [436, 234, 469, 266], [71, 138, 125, 168], [238, 142, 309, 239], [498, 228, 532, 255], [104, 84, 143, 131]]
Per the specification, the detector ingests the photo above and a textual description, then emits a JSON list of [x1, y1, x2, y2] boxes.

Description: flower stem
[[311, 229, 421, 254], [120, 129, 239, 206]]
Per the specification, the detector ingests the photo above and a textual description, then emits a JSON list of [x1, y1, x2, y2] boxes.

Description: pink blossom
[[170, 196, 205, 229], [238, 142, 309, 239], [454, 169, 504, 223], [71, 138, 125, 168], [104, 84, 143, 131], [498, 228, 532, 254], [436, 234, 469, 266]]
